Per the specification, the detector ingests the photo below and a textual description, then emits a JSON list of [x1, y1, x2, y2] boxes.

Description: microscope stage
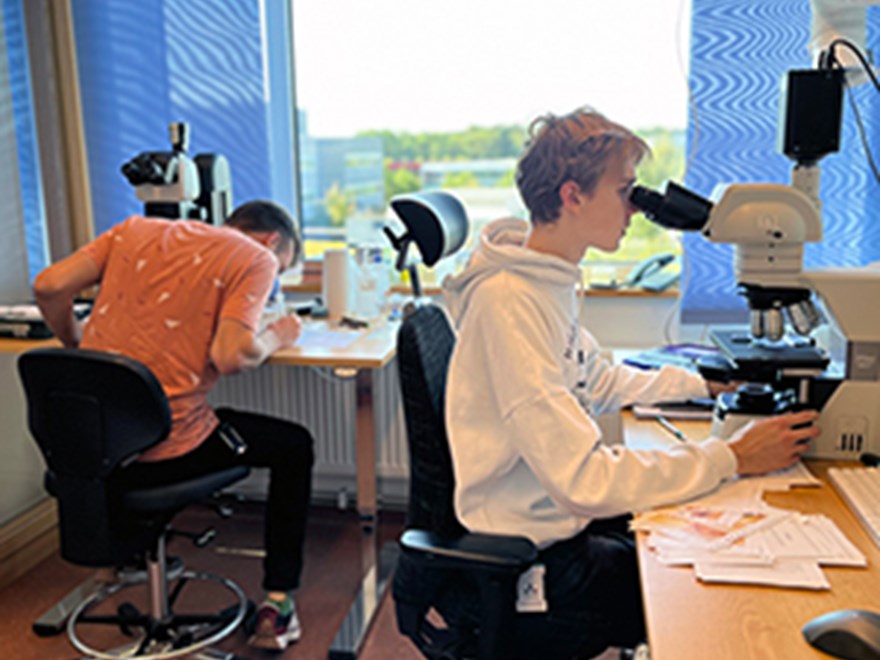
[[711, 328, 830, 373]]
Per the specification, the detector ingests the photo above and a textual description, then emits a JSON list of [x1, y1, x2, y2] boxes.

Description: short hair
[[515, 107, 650, 225], [226, 200, 302, 265]]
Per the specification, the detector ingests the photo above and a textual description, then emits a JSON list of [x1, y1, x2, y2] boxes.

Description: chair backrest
[[17, 348, 172, 565], [396, 303, 466, 538]]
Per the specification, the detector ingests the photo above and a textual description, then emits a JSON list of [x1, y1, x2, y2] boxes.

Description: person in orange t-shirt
[[34, 200, 313, 651]]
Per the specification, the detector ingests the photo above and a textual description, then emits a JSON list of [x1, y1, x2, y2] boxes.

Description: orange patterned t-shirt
[[80, 216, 277, 461]]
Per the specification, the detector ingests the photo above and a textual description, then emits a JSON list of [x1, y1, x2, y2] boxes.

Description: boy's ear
[[257, 231, 282, 251], [559, 180, 583, 208], [267, 231, 282, 251]]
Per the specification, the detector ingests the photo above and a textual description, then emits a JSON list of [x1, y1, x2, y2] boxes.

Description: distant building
[[297, 111, 385, 228], [420, 158, 517, 189]]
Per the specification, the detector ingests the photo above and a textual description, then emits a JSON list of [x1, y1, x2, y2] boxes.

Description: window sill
[[281, 281, 677, 298], [281, 261, 679, 298]]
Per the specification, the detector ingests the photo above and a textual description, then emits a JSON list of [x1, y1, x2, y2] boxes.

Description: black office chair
[[18, 348, 250, 659], [392, 304, 538, 660]]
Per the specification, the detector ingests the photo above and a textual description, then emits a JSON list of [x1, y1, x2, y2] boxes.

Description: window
[[292, 0, 692, 269], [682, 0, 880, 323], [70, 0, 296, 237], [46, 0, 696, 285], [0, 0, 47, 298]]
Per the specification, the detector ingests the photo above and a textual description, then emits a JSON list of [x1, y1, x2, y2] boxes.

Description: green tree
[[636, 129, 685, 188], [384, 164, 422, 202], [359, 125, 525, 161], [442, 171, 479, 188], [324, 183, 355, 227], [497, 169, 516, 187]]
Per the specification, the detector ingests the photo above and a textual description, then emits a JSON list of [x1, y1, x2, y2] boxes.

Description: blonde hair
[[515, 107, 649, 224]]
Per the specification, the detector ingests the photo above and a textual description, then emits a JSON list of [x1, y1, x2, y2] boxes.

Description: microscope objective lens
[[764, 309, 784, 342], [750, 310, 765, 338]]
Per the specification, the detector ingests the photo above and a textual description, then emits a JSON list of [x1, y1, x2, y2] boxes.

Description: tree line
[[352, 124, 685, 206], [357, 125, 526, 162]]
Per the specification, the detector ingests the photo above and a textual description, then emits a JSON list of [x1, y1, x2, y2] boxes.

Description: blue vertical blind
[[2, 0, 47, 289], [71, 0, 296, 236], [682, 0, 880, 323]]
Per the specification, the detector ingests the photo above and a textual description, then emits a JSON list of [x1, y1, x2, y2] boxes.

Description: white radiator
[[208, 361, 411, 508], [207, 357, 623, 510]]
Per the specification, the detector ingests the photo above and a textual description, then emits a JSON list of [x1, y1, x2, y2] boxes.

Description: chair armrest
[[400, 528, 537, 575]]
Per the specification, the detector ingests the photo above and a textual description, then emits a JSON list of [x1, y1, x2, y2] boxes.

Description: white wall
[[579, 294, 710, 349], [0, 353, 47, 526]]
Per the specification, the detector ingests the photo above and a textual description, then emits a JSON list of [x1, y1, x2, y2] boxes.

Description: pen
[[656, 415, 688, 443]]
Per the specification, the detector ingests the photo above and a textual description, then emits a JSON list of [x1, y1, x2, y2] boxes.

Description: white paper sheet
[[695, 560, 830, 590]]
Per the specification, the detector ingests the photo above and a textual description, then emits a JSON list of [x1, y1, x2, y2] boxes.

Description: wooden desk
[[271, 321, 398, 522], [0, 337, 59, 353], [271, 321, 399, 658], [625, 414, 880, 660]]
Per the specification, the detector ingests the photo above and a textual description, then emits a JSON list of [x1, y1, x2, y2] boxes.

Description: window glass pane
[[682, 1, 880, 323], [0, 0, 47, 296], [292, 0, 691, 272], [72, 0, 295, 236]]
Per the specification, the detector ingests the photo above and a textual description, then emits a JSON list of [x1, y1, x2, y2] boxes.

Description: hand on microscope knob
[[727, 410, 821, 476]]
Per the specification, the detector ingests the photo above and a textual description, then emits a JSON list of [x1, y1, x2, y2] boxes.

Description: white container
[[356, 266, 379, 319], [370, 250, 391, 317]]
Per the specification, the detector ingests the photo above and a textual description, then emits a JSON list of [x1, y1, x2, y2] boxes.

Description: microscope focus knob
[[735, 383, 777, 412]]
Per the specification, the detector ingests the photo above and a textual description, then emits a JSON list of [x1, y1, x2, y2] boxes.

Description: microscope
[[120, 122, 232, 225], [630, 41, 880, 460]]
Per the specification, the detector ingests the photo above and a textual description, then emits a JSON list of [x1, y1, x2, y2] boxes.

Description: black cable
[[821, 38, 880, 184], [844, 80, 880, 184], [826, 38, 880, 92]]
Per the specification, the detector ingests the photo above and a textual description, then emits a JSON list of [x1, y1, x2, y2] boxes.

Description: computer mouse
[[802, 609, 880, 659]]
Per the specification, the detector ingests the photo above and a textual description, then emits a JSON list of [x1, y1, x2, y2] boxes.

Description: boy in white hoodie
[[442, 108, 820, 657]]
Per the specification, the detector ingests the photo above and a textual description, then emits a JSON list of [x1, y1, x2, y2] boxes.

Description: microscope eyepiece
[[120, 153, 178, 186], [629, 181, 713, 231]]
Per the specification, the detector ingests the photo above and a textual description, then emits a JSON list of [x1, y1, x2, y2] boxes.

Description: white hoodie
[[443, 218, 738, 548]]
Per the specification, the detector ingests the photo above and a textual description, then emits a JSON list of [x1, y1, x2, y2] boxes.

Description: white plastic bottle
[[370, 249, 390, 318], [355, 250, 378, 319]]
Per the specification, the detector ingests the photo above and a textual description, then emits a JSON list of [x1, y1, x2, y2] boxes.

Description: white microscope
[[120, 122, 233, 225], [629, 22, 880, 459]]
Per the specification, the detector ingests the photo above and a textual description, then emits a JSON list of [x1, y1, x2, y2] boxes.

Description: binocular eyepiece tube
[[628, 181, 713, 232]]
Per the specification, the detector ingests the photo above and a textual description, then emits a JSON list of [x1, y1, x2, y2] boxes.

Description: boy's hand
[[265, 314, 302, 349], [727, 410, 821, 475]]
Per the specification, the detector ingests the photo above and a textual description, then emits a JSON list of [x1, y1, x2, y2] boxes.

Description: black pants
[[121, 407, 314, 592], [421, 515, 645, 660], [517, 515, 646, 658]]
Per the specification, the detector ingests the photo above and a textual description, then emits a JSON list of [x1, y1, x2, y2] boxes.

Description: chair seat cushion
[[123, 466, 249, 514]]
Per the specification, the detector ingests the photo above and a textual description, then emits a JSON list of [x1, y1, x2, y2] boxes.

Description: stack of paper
[[633, 503, 866, 590]]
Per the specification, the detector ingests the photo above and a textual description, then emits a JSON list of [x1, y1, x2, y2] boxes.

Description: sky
[[292, 0, 693, 137]]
